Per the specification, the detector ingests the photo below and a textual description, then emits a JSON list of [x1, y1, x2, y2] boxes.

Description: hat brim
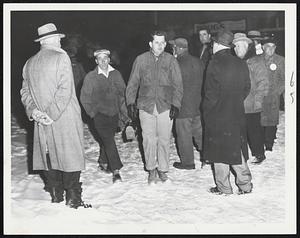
[[212, 37, 235, 48], [34, 33, 65, 42], [232, 37, 253, 45]]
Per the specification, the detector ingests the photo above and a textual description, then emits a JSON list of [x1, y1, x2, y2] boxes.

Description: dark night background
[[10, 10, 284, 128]]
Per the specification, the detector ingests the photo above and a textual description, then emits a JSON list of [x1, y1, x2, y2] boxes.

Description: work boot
[[66, 182, 92, 209], [251, 154, 266, 165], [157, 170, 168, 182], [148, 169, 157, 185], [173, 162, 195, 170], [50, 187, 64, 203], [112, 170, 122, 183], [99, 162, 111, 174]]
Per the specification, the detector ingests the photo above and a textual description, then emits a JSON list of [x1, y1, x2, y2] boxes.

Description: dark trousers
[[44, 154, 81, 190], [245, 112, 265, 156], [94, 112, 123, 172], [263, 126, 277, 149]]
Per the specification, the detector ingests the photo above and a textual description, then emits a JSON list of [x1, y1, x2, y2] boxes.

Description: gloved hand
[[169, 104, 179, 120], [127, 104, 138, 121]]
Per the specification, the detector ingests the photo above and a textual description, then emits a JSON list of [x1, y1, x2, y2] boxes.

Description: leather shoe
[[251, 154, 266, 164], [208, 187, 232, 196], [112, 170, 122, 183], [173, 162, 195, 170]]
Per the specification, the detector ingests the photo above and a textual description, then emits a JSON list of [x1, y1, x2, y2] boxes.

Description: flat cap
[[168, 38, 188, 48], [94, 49, 110, 57]]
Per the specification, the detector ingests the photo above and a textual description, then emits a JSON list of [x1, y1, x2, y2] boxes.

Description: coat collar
[[41, 44, 67, 54], [97, 64, 115, 78], [213, 48, 232, 58]]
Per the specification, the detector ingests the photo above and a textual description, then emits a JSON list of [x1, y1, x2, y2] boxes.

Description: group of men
[[20, 22, 284, 208]]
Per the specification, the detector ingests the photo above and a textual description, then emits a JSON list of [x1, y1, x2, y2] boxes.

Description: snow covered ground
[[5, 111, 291, 234]]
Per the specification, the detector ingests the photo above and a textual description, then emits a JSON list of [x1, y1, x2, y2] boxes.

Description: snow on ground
[[7, 112, 285, 234]]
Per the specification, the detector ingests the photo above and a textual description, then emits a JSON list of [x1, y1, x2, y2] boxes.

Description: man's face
[[199, 30, 211, 44], [234, 41, 249, 59], [149, 35, 166, 56], [263, 43, 276, 57], [95, 54, 110, 70]]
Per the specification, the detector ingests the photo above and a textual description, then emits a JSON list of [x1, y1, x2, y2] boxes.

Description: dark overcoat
[[203, 49, 251, 165]]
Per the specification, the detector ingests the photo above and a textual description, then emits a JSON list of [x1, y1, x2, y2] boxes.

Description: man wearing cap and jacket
[[261, 36, 285, 152], [80, 49, 129, 183], [20, 23, 89, 209], [126, 30, 183, 184], [169, 37, 204, 170], [203, 29, 252, 195], [233, 32, 269, 164]]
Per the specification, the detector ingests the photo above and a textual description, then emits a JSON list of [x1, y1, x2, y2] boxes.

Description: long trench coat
[[261, 53, 285, 126], [203, 49, 251, 165], [20, 44, 85, 172]]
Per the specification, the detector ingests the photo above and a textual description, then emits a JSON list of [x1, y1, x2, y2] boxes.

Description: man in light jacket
[[126, 30, 183, 184], [20, 23, 89, 209], [233, 33, 269, 164]]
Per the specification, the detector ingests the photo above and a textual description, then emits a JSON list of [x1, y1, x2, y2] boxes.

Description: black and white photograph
[[3, 3, 296, 235]]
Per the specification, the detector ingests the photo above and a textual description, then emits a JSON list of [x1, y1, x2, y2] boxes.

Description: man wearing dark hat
[[20, 23, 89, 208], [169, 37, 204, 170], [80, 49, 129, 183], [260, 36, 285, 152], [126, 30, 183, 184], [203, 29, 252, 195], [233, 33, 269, 164]]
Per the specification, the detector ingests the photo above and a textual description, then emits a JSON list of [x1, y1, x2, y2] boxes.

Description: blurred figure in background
[[198, 28, 213, 68], [64, 44, 86, 100], [169, 37, 204, 170], [260, 36, 285, 152]]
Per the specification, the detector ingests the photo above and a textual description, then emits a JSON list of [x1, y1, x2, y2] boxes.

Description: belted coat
[[20, 44, 85, 172]]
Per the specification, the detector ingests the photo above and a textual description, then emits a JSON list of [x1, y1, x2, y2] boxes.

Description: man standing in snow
[[169, 37, 204, 170], [80, 49, 129, 183], [203, 29, 253, 195], [126, 30, 183, 184], [260, 36, 285, 152], [20, 23, 89, 209], [233, 33, 269, 164]]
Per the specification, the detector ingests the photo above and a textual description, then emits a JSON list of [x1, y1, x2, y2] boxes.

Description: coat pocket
[[159, 66, 171, 85]]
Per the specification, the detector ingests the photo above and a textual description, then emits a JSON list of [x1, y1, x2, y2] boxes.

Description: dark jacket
[[199, 42, 213, 68], [80, 67, 127, 122], [126, 50, 183, 114], [203, 49, 251, 165], [261, 53, 285, 126], [176, 51, 204, 118]]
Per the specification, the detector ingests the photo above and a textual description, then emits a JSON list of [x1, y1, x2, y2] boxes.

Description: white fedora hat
[[34, 23, 65, 42]]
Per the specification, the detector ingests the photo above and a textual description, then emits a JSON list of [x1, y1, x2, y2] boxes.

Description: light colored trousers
[[214, 153, 252, 194], [175, 115, 202, 165], [139, 106, 173, 172]]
